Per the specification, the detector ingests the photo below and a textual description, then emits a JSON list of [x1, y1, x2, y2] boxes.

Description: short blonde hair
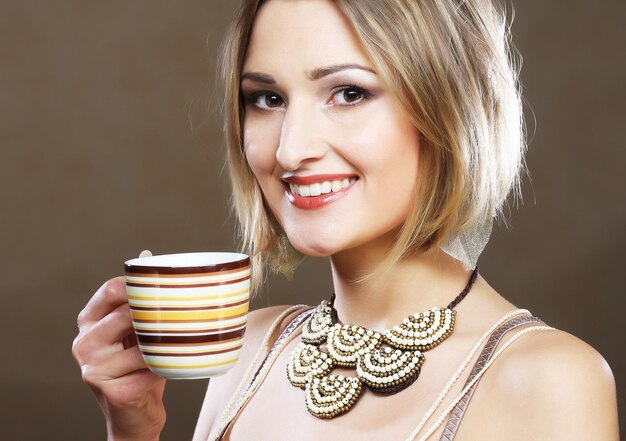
[[220, 0, 525, 292]]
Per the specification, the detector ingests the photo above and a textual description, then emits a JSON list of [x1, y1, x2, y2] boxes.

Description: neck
[[329, 234, 474, 331]]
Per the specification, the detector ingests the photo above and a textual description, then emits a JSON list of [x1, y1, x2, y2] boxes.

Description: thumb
[[139, 249, 152, 258]]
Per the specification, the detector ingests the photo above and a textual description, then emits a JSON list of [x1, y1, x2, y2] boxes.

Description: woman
[[72, 0, 619, 440]]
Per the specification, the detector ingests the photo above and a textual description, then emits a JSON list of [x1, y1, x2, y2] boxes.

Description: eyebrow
[[240, 72, 276, 84], [307, 63, 376, 80], [240, 63, 376, 85]]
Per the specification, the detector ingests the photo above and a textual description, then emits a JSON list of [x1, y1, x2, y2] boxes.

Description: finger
[[85, 303, 136, 349], [139, 250, 152, 258], [90, 366, 165, 409], [100, 346, 153, 380], [73, 304, 136, 363], [80, 347, 157, 385], [77, 277, 129, 328]]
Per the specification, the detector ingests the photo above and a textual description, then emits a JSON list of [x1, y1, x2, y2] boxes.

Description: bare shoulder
[[218, 304, 301, 388], [472, 327, 619, 440], [191, 304, 305, 441]]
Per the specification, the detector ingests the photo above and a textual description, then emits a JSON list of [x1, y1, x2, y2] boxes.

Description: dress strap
[[415, 323, 555, 440], [208, 306, 314, 441], [438, 314, 545, 440]]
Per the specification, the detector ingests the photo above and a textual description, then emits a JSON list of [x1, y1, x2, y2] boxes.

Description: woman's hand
[[72, 250, 166, 441]]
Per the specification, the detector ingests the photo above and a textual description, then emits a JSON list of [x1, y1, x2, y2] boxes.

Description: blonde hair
[[219, 0, 525, 292]]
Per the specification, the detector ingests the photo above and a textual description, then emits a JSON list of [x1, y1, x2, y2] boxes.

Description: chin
[[287, 232, 345, 257], [290, 241, 337, 258], [281, 221, 348, 257]]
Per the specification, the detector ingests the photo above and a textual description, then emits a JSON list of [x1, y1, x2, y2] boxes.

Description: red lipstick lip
[[284, 177, 358, 210], [281, 173, 358, 185]]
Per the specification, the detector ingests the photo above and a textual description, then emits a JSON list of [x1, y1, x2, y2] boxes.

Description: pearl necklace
[[286, 267, 479, 419]]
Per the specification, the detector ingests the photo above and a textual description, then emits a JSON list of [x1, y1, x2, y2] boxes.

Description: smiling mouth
[[288, 177, 358, 197], [282, 175, 359, 210]]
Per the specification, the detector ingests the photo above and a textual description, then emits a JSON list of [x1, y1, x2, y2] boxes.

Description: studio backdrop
[[0, 1, 623, 439]]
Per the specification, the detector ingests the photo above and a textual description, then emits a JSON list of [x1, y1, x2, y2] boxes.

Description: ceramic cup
[[124, 252, 250, 380]]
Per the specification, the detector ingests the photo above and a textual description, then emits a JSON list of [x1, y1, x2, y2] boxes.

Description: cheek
[[380, 127, 421, 200], [338, 115, 420, 183], [348, 112, 421, 214], [243, 122, 278, 178], [375, 106, 420, 176]]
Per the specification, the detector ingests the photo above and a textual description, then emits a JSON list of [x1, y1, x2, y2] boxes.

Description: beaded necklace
[[286, 267, 479, 418]]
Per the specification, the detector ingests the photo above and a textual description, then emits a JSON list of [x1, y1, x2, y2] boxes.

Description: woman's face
[[241, 0, 420, 257]]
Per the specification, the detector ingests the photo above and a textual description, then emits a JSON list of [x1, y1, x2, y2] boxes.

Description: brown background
[[1, 1, 623, 439]]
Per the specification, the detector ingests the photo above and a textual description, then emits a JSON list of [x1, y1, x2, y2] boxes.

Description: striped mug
[[124, 252, 250, 380]]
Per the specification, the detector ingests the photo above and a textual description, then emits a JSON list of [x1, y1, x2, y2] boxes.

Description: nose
[[276, 101, 328, 171]]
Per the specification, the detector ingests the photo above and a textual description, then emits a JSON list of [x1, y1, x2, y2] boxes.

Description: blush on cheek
[[244, 123, 280, 174], [243, 141, 280, 216], [243, 142, 267, 177]]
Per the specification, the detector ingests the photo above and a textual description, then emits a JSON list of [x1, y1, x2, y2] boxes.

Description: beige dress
[[208, 306, 548, 441]]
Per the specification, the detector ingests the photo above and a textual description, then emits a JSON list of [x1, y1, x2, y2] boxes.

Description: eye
[[247, 92, 285, 110], [330, 86, 371, 106]]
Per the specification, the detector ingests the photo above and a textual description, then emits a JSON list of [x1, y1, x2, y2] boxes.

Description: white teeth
[[309, 183, 321, 196], [289, 178, 358, 197]]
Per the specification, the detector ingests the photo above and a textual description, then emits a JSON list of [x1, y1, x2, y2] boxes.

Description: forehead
[[243, 0, 372, 74]]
